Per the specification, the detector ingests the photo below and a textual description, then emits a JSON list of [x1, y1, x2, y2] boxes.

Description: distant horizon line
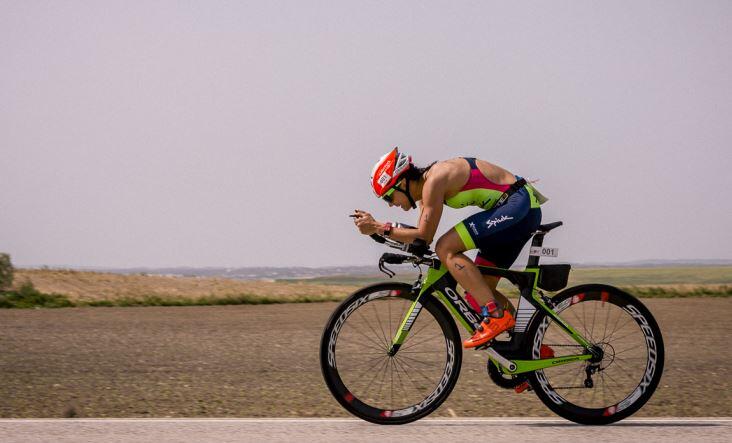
[[16, 258, 732, 271]]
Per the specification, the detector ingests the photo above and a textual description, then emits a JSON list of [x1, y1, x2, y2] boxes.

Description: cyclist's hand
[[352, 209, 381, 235]]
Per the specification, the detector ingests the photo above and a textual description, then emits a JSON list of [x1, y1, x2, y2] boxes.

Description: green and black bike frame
[[389, 233, 600, 375]]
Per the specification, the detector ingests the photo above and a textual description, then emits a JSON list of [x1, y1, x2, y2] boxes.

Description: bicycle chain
[[539, 344, 600, 390]]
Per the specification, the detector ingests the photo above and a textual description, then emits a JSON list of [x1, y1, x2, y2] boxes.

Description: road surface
[[1, 418, 729, 442]]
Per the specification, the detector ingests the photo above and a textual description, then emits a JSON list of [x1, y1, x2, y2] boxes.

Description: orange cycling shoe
[[463, 309, 516, 348]]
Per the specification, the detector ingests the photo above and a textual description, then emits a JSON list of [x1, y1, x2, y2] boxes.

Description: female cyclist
[[352, 147, 546, 348]]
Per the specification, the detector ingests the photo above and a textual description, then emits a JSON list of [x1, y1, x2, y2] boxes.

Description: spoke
[[603, 303, 626, 343], [395, 355, 440, 387], [399, 331, 445, 352], [546, 325, 583, 348], [572, 363, 586, 390], [341, 350, 389, 356], [388, 297, 393, 347], [393, 355, 427, 397], [606, 359, 642, 382], [374, 354, 391, 400], [397, 350, 448, 354], [356, 310, 389, 350], [601, 368, 632, 389], [581, 300, 590, 341], [607, 328, 644, 345], [389, 357, 395, 408], [613, 343, 647, 356], [589, 300, 598, 343], [589, 371, 599, 406], [402, 317, 435, 347], [572, 303, 595, 344], [343, 322, 388, 352], [601, 299, 614, 342], [397, 353, 440, 368], [371, 299, 391, 347], [361, 357, 390, 395], [349, 353, 390, 380], [337, 353, 388, 372], [390, 357, 409, 406], [600, 370, 609, 406], [543, 312, 590, 353], [604, 314, 637, 344]]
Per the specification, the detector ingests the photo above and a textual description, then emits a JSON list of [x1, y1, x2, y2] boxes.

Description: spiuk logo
[[486, 215, 513, 229], [468, 222, 479, 235]]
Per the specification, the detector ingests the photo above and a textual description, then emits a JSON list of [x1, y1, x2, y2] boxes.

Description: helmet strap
[[389, 177, 418, 209], [404, 178, 417, 209]]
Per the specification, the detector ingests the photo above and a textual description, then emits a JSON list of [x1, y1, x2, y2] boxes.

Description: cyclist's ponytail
[[403, 161, 437, 181]]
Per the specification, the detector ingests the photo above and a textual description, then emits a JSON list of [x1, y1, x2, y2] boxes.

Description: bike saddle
[[537, 221, 563, 233]]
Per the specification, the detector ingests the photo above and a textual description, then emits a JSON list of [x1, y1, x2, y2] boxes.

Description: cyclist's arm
[[382, 167, 447, 245]]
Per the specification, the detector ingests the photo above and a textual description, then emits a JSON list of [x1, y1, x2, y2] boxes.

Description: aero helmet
[[370, 147, 412, 197]]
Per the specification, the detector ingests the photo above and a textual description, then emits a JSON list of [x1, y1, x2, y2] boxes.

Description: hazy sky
[[2, 1, 731, 268]]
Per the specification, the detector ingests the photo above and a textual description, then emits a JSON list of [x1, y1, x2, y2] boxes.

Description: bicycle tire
[[526, 284, 664, 425], [320, 282, 462, 424]]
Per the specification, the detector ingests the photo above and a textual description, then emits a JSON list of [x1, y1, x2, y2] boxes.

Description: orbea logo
[[486, 215, 513, 229]]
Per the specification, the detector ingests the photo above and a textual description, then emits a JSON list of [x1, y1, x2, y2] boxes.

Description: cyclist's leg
[[434, 230, 496, 308], [473, 255, 515, 316], [435, 189, 532, 317]]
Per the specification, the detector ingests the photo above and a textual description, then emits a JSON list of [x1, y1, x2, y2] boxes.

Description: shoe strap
[[481, 301, 499, 318]]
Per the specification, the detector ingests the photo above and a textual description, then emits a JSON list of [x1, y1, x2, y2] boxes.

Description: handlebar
[[369, 234, 386, 244], [371, 232, 437, 278], [369, 234, 434, 257], [361, 220, 437, 277]]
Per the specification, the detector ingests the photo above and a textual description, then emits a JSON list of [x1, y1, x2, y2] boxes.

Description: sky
[[1, 1, 731, 268]]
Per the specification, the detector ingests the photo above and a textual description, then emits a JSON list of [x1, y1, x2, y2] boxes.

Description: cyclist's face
[[383, 180, 410, 211]]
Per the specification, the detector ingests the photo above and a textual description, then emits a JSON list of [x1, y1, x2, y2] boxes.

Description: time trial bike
[[319, 221, 664, 425]]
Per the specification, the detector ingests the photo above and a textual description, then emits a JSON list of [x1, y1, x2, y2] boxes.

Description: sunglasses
[[382, 187, 396, 203]]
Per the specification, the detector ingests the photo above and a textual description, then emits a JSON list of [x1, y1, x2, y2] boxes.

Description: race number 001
[[530, 246, 559, 257]]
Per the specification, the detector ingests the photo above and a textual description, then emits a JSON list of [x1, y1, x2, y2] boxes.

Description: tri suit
[[446, 157, 544, 269]]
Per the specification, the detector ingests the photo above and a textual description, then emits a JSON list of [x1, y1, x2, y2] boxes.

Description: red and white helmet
[[370, 147, 412, 197]]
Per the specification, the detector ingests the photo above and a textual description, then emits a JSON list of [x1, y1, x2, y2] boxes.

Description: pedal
[[514, 381, 531, 394], [474, 339, 497, 351]]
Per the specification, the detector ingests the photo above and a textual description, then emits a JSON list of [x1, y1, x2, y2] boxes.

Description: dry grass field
[[11, 269, 360, 304], [10, 267, 732, 307]]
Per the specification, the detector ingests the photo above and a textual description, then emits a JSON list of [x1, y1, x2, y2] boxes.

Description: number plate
[[530, 246, 559, 257]]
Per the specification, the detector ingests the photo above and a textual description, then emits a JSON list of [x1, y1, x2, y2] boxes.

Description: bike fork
[[388, 296, 424, 356]]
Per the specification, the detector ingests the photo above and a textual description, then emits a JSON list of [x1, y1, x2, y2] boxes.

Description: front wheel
[[526, 284, 664, 425], [320, 282, 462, 424]]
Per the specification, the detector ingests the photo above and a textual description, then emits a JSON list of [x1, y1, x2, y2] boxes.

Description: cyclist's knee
[[435, 237, 450, 262], [435, 234, 460, 262]]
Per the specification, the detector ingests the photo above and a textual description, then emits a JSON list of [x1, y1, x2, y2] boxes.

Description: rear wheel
[[320, 282, 462, 424], [526, 284, 664, 425]]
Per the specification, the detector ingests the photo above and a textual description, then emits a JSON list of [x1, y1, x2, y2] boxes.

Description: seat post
[[527, 232, 545, 268]]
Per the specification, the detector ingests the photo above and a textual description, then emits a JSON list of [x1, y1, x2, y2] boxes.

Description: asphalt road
[[1, 418, 729, 443]]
